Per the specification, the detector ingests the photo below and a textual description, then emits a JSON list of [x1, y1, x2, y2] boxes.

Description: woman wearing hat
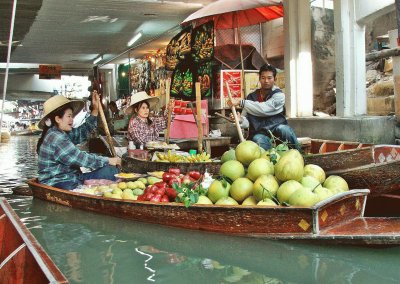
[[36, 91, 121, 190], [126, 91, 174, 147]]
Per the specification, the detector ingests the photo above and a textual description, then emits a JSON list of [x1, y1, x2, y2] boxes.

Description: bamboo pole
[[195, 82, 203, 153], [165, 78, 172, 144], [225, 81, 245, 142], [98, 102, 117, 157]]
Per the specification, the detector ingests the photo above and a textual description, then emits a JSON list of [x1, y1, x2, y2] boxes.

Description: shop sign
[[39, 65, 62, 79]]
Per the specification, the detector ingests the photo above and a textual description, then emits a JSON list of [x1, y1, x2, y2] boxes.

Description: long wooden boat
[[0, 198, 67, 283], [27, 178, 400, 246]]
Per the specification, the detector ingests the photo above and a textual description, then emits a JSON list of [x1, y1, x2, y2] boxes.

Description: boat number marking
[[340, 205, 346, 216], [321, 210, 328, 222], [46, 193, 71, 207], [298, 219, 310, 231]]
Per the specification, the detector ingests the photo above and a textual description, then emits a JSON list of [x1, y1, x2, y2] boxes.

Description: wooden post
[[98, 103, 117, 157], [225, 81, 245, 142], [165, 78, 172, 144], [195, 82, 203, 153]]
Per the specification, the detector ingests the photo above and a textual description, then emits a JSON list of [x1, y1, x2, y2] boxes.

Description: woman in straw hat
[[36, 91, 121, 190], [126, 91, 174, 147]]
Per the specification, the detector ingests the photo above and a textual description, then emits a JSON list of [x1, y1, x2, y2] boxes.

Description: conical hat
[[38, 95, 85, 129], [124, 91, 159, 115]]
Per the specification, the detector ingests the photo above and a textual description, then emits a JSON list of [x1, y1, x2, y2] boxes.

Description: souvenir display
[[171, 61, 193, 99], [191, 21, 214, 63], [196, 61, 212, 98], [166, 26, 192, 71]]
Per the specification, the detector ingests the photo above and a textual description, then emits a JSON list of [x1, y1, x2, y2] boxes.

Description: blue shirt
[[38, 115, 109, 186]]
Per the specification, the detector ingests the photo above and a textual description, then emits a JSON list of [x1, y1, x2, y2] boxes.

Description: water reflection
[[2, 137, 400, 284], [23, 199, 400, 284]]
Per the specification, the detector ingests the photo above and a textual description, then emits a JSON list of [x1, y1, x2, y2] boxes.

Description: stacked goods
[[79, 140, 350, 208], [206, 140, 349, 207], [155, 151, 211, 163]]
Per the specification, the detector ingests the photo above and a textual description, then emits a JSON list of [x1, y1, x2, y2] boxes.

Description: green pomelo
[[257, 198, 278, 206], [229, 177, 254, 202], [215, 196, 239, 205], [219, 160, 245, 181], [277, 180, 303, 204], [314, 187, 335, 202], [288, 187, 318, 207], [300, 176, 322, 190], [235, 140, 261, 166], [196, 195, 214, 205], [207, 180, 231, 203], [304, 164, 326, 183], [241, 196, 257, 206], [221, 149, 236, 163], [323, 175, 349, 192], [274, 149, 304, 182], [253, 175, 279, 201], [246, 158, 274, 181]]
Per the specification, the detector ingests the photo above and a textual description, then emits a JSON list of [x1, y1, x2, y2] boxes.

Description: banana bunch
[[186, 152, 211, 162], [155, 151, 211, 163]]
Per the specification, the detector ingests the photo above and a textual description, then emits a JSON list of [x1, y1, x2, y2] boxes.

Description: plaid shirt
[[38, 115, 109, 186], [127, 112, 167, 145]]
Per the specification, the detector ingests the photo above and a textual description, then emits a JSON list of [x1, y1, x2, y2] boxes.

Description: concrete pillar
[[283, 0, 313, 118], [334, 0, 366, 117]]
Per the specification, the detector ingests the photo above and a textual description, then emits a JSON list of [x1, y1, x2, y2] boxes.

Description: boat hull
[[27, 179, 400, 246]]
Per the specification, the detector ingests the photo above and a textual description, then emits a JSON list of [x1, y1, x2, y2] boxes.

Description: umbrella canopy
[[182, 0, 284, 29]]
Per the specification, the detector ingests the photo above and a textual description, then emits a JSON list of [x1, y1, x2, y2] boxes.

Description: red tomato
[[168, 168, 181, 176], [150, 194, 162, 202], [181, 174, 192, 185], [144, 192, 154, 201], [161, 195, 170, 202], [168, 178, 181, 187], [162, 172, 177, 182], [137, 194, 145, 201], [154, 181, 167, 189], [166, 187, 177, 199], [155, 187, 166, 196], [189, 171, 201, 180], [148, 185, 158, 194]]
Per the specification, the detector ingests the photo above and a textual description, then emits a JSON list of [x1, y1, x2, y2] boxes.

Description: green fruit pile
[[207, 140, 349, 207]]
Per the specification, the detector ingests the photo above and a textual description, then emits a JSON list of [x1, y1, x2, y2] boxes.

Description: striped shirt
[[38, 115, 109, 186], [127, 112, 168, 145]]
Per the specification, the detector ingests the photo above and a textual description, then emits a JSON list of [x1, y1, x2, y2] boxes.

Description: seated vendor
[[126, 91, 174, 148], [37, 92, 121, 190]]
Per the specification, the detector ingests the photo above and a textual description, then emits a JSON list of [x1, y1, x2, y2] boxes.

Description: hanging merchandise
[[166, 26, 192, 71], [191, 21, 214, 63], [196, 61, 212, 98], [170, 60, 194, 99]]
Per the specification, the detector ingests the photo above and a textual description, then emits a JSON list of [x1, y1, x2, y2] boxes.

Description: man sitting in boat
[[36, 92, 121, 190], [228, 64, 300, 151], [126, 91, 174, 148]]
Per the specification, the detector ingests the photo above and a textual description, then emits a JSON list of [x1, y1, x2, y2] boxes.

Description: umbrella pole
[[195, 82, 203, 153], [0, 0, 17, 143], [165, 78, 172, 144], [236, 12, 246, 99]]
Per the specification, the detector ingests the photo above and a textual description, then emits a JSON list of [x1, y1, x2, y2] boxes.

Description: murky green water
[[1, 137, 400, 284]]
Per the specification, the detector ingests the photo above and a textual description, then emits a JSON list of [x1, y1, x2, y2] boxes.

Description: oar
[[98, 101, 117, 157], [165, 78, 172, 144], [195, 82, 203, 153], [225, 81, 245, 142]]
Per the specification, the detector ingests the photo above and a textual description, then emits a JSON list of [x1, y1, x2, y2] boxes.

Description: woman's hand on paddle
[[108, 157, 121, 166]]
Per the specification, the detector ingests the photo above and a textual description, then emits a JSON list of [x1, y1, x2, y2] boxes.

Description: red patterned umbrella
[[182, 0, 284, 29]]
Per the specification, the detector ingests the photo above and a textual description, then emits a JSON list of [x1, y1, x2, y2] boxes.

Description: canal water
[[1, 136, 400, 284]]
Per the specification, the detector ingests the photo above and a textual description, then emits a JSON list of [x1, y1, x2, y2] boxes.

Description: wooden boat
[[27, 178, 400, 246], [304, 144, 400, 196], [0, 198, 67, 283]]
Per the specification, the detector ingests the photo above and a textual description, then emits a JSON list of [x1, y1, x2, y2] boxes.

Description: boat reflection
[[27, 199, 400, 284]]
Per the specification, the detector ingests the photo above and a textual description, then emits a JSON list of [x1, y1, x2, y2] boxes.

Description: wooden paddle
[[165, 78, 172, 144], [195, 82, 203, 153], [225, 81, 245, 142], [98, 101, 117, 157]]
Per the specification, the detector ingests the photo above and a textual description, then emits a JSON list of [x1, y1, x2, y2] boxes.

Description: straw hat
[[125, 91, 159, 115], [38, 95, 85, 129]]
